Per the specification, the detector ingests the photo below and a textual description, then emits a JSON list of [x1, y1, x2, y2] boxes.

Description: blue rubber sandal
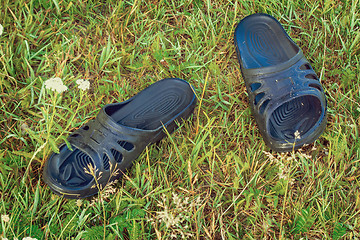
[[43, 78, 196, 199], [234, 13, 327, 152]]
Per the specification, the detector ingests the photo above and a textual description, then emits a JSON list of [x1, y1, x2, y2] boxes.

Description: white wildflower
[[1, 214, 10, 223], [44, 77, 68, 93], [76, 199, 82, 207], [297, 152, 311, 159], [0, 24, 3, 36], [1, 237, 9, 240], [22, 238, 38, 240], [263, 151, 277, 162], [21, 122, 29, 134], [278, 164, 288, 180], [76, 79, 90, 91], [153, 192, 201, 239], [294, 130, 301, 140]]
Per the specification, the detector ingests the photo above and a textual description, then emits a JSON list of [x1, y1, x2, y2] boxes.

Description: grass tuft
[[0, 0, 359, 239]]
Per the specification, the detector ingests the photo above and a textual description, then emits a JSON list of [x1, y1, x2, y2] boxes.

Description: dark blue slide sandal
[[234, 13, 327, 152], [43, 78, 196, 199]]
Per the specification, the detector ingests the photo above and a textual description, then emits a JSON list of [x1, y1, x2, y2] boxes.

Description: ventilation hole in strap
[[103, 154, 110, 170], [305, 74, 318, 80], [300, 63, 311, 70], [76, 151, 94, 170], [309, 83, 322, 92], [70, 134, 80, 138], [250, 82, 261, 92], [259, 99, 270, 115], [117, 140, 134, 151], [83, 125, 89, 130], [254, 92, 265, 105], [111, 148, 123, 163]]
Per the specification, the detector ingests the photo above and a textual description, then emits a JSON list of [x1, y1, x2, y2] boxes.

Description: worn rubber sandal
[[234, 13, 327, 152], [43, 78, 197, 199]]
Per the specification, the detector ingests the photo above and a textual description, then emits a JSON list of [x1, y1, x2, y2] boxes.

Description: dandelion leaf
[[26, 225, 44, 240], [292, 207, 315, 234], [332, 222, 347, 240], [82, 226, 106, 240]]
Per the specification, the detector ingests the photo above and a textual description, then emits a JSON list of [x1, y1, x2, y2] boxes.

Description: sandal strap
[[67, 102, 158, 173], [243, 54, 326, 118]]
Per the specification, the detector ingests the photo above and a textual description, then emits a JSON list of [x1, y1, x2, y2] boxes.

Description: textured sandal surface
[[43, 78, 197, 198], [234, 13, 327, 152]]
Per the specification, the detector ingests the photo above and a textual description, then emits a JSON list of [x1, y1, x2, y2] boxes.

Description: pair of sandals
[[43, 14, 327, 199]]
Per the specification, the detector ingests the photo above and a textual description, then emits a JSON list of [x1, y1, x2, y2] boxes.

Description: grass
[[0, 0, 359, 239]]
